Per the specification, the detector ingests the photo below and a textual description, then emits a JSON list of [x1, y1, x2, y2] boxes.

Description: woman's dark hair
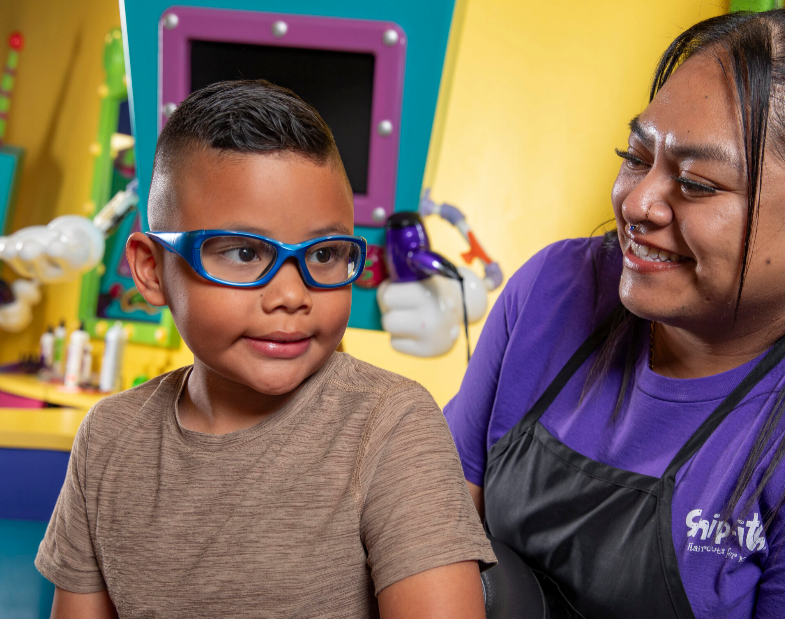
[[149, 79, 343, 228], [591, 9, 785, 533]]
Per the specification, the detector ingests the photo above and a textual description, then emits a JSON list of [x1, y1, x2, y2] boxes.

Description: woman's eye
[[615, 148, 649, 170], [223, 246, 259, 263], [675, 176, 718, 197]]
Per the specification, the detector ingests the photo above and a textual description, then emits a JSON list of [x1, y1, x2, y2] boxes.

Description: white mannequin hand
[[377, 267, 488, 357], [0, 279, 41, 333], [0, 215, 105, 284]]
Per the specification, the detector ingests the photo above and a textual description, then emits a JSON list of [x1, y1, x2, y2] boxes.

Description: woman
[[445, 10, 785, 619]]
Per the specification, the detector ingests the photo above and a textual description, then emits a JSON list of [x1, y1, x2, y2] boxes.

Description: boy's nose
[[260, 258, 313, 314]]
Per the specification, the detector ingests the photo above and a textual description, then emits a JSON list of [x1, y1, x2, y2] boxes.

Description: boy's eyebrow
[[309, 224, 352, 236], [216, 223, 353, 237], [219, 223, 275, 236]]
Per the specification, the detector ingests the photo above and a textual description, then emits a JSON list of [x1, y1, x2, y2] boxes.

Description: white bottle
[[80, 342, 93, 385], [39, 326, 54, 369], [64, 323, 89, 388], [99, 322, 127, 392], [52, 320, 67, 377]]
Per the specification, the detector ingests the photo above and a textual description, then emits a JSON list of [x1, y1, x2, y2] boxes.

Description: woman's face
[[612, 53, 785, 340]]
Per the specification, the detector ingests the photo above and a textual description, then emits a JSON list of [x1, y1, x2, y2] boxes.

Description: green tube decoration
[[730, 0, 784, 12], [0, 32, 23, 146]]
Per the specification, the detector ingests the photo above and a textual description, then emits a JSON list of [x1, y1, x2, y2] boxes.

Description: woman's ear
[[126, 232, 168, 307]]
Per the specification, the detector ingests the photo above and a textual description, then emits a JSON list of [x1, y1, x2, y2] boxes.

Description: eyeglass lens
[[200, 236, 361, 285]]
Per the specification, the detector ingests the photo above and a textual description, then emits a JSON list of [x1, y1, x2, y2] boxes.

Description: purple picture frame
[[159, 6, 406, 227]]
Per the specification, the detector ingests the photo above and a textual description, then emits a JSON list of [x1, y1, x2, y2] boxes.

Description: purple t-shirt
[[445, 237, 785, 619]]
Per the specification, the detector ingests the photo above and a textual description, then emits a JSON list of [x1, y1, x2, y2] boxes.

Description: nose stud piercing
[[629, 205, 651, 232]]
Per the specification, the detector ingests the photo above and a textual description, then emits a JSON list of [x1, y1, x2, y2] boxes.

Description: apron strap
[[493, 304, 626, 457], [663, 333, 785, 478]]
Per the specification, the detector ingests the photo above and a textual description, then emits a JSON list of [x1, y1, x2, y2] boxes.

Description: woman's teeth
[[630, 241, 683, 263]]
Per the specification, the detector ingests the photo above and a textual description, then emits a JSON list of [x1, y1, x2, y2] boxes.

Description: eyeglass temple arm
[[146, 232, 181, 255]]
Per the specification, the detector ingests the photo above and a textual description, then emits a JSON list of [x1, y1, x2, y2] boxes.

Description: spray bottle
[[52, 320, 66, 377], [64, 322, 89, 388], [99, 322, 127, 392], [80, 342, 93, 386], [39, 325, 54, 370]]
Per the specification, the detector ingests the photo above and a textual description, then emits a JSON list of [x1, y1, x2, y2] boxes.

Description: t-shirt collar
[[167, 353, 343, 450], [636, 343, 768, 404]]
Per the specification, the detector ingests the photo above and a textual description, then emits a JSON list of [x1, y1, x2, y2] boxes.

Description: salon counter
[[0, 375, 103, 521], [0, 374, 106, 413], [0, 407, 88, 451]]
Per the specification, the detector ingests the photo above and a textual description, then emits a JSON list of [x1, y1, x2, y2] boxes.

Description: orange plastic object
[[460, 231, 493, 265]]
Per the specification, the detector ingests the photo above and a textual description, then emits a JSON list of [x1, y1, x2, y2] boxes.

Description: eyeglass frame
[[146, 230, 368, 289]]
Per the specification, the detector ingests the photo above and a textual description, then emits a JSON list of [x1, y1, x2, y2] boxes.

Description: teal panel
[[0, 519, 54, 619], [0, 145, 24, 234], [120, 0, 457, 331], [350, 225, 385, 330]]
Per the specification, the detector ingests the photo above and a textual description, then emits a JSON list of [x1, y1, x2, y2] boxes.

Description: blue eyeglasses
[[146, 230, 367, 289]]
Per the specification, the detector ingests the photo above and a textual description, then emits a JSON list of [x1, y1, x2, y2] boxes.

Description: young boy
[[35, 80, 494, 618]]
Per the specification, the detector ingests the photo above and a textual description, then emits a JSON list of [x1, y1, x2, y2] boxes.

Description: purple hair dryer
[[384, 212, 461, 283], [384, 212, 471, 360]]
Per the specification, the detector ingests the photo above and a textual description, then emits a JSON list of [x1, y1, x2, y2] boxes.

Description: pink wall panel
[[0, 391, 45, 408]]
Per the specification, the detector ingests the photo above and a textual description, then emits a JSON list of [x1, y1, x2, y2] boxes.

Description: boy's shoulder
[[324, 353, 441, 433], [327, 352, 433, 404], [83, 366, 188, 446]]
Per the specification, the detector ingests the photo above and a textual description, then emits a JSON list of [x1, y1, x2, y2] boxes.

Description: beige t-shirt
[[36, 353, 494, 618]]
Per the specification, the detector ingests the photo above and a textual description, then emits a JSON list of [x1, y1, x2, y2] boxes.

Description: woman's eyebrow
[[628, 115, 743, 170], [668, 143, 743, 170], [628, 116, 655, 150]]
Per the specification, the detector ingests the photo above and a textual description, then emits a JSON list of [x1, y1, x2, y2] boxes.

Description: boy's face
[[140, 150, 354, 396]]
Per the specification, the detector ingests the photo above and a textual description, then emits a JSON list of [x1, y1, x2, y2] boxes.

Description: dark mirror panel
[[190, 40, 375, 194]]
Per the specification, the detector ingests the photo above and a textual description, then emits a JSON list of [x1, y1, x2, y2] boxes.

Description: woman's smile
[[628, 240, 685, 263], [623, 242, 687, 273]]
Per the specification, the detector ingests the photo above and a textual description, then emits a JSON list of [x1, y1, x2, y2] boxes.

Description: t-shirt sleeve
[[443, 247, 552, 486], [357, 383, 496, 595], [35, 410, 107, 593], [757, 556, 785, 618], [754, 499, 785, 618]]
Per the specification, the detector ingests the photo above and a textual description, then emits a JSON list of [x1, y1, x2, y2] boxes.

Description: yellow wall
[[344, 0, 725, 405], [0, 1, 724, 404]]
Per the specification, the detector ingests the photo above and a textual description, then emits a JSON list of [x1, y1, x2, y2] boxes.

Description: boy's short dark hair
[[149, 79, 345, 228]]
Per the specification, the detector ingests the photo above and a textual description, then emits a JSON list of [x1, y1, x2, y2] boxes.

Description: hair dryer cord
[[458, 274, 471, 363]]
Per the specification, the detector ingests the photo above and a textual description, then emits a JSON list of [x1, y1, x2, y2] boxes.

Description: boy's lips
[[242, 332, 312, 359]]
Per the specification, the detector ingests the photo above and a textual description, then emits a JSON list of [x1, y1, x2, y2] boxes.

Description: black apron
[[484, 307, 785, 619]]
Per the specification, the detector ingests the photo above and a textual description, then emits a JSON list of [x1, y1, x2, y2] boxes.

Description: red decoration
[[353, 244, 388, 289], [9, 32, 23, 51]]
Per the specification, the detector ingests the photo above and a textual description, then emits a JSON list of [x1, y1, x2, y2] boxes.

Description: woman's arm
[[51, 588, 118, 619], [378, 561, 485, 619], [443, 293, 512, 487]]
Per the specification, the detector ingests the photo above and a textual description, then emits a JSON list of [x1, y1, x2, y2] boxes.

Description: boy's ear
[[126, 232, 168, 307]]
